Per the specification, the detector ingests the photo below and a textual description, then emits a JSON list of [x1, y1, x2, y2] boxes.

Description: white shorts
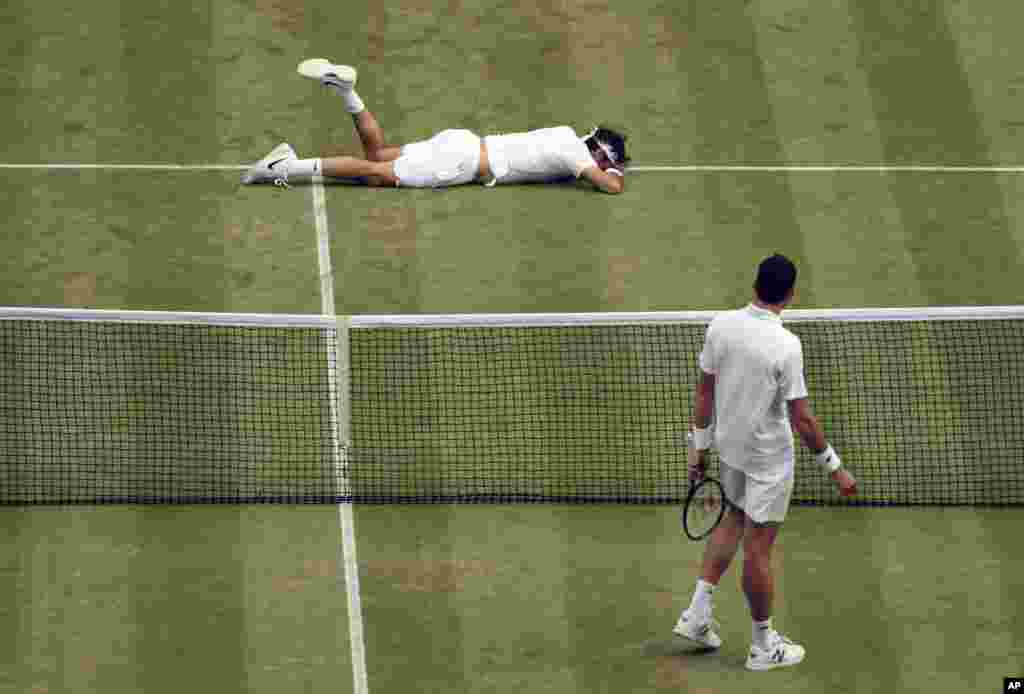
[[393, 129, 482, 188], [719, 461, 795, 524]]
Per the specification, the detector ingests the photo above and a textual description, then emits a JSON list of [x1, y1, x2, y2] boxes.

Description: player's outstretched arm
[[689, 371, 715, 479], [579, 165, 625, 194], [788, 398, 857, 496]]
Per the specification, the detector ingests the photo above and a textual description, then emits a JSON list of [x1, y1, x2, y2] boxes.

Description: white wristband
[[815, 444, 841, 472], [606, 168, 623, 177], [692, 427, 712, 451]]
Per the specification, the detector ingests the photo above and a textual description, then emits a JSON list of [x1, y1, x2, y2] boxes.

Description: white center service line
[[312, 176, 369, 694]]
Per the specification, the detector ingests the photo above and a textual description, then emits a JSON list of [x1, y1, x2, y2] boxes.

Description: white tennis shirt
[[699, 304, 808, 481], [483, 126, 597, 185]]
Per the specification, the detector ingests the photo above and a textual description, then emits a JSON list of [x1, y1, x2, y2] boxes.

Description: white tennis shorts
[[393, 129, 482, 188], [719, 461, 795, 524]]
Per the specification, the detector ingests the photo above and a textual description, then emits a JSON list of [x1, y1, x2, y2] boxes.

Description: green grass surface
[[0, 507, 353, 694], [3, 505, 1020, 693], [2, 0, 1024, 691], [0, 172, 321, 313]]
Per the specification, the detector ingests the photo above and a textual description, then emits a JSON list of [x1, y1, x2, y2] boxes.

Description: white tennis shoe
[[745, 631, 806, 671], [297, 59, 357, 90], [672, 609, 722, 649], [240, 142, 296, 187]]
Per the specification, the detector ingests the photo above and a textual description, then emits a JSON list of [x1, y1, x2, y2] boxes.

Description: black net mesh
[[2, 315, 1022, 505]]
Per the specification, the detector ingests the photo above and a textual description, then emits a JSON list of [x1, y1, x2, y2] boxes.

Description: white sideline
[[628, 164, 1024, 173], [0, 164, 249, 170], [312, 176, 369, 694], [4, 163, 1024, 173]]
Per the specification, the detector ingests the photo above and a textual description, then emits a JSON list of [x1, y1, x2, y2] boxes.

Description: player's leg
[[700, 464, 747, 583], [672, 503, 743, 648], [245, 151, 396, 187], [284, 112, 403, 182], [351, 110, 403, 163], [320, 156, 398, 187], [674, 464, 746, 647], [311, 61, 403, 162], [245, 62, 402, 187], [741, 520, 780, 624], [742, 472, 804, 671]]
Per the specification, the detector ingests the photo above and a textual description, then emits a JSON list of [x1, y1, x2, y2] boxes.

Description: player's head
[[754, 254, 797, 306], [584, 126, 630, 171]]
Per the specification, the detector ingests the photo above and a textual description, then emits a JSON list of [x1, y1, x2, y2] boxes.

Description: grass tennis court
[[3, 0, 1024, 692]]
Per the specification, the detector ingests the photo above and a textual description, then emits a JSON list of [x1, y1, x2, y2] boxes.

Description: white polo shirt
[[483, 126, 597, 185], [699, 304, 808, 481]]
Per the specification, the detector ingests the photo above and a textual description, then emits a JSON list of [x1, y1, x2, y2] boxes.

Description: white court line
[[629, 164, 1024, 173], [312, 176, 369, 694], [0, 163, 249, 170], [4, 163, 1024, 173]]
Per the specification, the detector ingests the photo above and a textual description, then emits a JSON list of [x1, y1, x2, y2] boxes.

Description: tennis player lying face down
[[242, 61, 629, 195]]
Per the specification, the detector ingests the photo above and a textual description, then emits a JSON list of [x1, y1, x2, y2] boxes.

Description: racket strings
[[684, 479, 725, 539]]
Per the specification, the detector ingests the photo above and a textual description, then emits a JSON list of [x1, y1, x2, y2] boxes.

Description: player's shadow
[[314, 178, 366, 187], [638, 635, 747, 673], [310, 178, 603, 195]]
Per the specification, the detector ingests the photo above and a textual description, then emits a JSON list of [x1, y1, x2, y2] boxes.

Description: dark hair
[[586, 126, 630, 167], [754, 254, 797, 304]]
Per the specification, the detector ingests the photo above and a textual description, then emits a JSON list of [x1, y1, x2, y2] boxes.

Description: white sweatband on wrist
[[692, 427, 712, 451], [606, 168, 623, 177], [815, 444, 841, 472]]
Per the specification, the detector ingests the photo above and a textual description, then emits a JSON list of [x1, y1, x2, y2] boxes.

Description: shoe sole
[[268, 143, 295, 159], [297, 59, 356, 85]]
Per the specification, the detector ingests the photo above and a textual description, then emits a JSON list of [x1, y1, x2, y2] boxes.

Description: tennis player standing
[[672, 254, 857, 670]]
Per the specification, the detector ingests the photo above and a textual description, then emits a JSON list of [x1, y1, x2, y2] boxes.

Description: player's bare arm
[[579, 126, 629, 194], [690, 370, 715, 476], [694, 371, 715, 430], [580, 165, 625, 194], [788, 398, 857, 496]]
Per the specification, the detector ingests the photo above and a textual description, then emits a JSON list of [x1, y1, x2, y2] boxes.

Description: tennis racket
[[682, 433, 726, 541]]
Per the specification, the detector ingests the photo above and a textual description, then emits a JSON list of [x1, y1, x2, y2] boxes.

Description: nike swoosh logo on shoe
[[268, 157, 287, 170]]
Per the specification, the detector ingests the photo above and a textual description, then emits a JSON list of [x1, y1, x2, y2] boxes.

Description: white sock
[[285, 158, 320, 181], [326, 84, 365, 114], [687, 579, 716, 619], [752, 618, 773, 649]]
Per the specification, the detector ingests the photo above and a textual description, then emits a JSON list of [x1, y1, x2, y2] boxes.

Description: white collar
[[746, 303, 783, 322]]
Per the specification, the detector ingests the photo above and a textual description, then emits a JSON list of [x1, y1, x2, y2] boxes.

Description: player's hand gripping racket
[[682, 433, 726, 541]]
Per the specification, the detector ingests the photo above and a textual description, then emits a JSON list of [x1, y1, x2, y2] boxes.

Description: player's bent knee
[[367, 146, 403, 163]]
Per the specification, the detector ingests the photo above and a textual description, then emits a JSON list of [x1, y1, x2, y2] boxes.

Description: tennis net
[[1, 306, 1022, 505]]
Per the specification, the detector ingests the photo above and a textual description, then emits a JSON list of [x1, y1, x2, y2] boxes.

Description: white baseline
[[4, 163, 1024, 173]]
